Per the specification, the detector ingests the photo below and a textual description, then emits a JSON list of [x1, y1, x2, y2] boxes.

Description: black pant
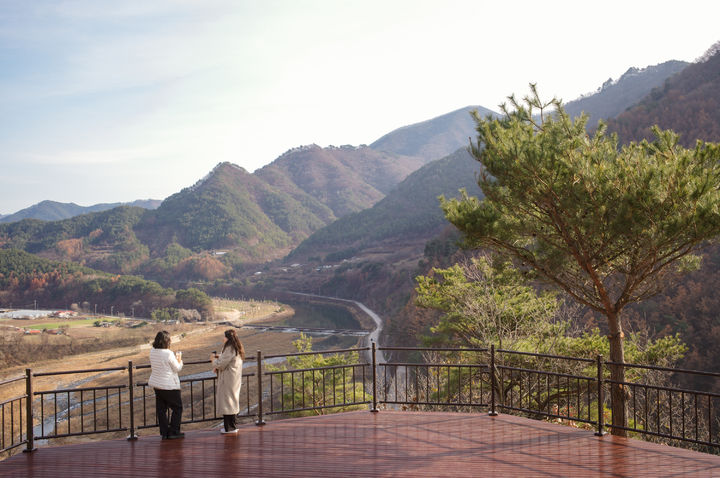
[[223, 414, 236, 431], [155, 388, 183, 437]]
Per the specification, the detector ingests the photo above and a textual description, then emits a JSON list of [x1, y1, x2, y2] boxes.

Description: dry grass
[[212, 297, 288, 323], [0, 324, 305, 458], [0, 296, 368, 458]]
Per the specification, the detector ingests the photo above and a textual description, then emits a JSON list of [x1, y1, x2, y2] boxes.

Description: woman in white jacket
[[211, 329, 244, 434], [149, 330, 184, 439]]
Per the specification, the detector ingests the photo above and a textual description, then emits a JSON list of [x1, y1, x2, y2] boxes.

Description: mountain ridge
[[370, 105, 497, 161], [563, 60, 689, 126], [0, 57, 693, 275], [606, 50, 720, 146], [0, 199, 161, 224]]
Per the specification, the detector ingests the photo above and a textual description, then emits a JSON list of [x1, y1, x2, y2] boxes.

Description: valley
[[2, 45, 720, 419]]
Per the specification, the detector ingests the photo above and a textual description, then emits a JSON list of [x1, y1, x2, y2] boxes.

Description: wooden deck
[[2, 411, 720, 477]]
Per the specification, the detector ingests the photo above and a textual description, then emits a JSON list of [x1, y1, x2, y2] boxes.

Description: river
[[287, 292, 386, 363]]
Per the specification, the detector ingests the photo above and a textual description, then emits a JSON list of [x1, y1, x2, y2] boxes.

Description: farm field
[[0, 296, 366, 414], [0, 295, 369, 459], [0, 297, 291, 372]]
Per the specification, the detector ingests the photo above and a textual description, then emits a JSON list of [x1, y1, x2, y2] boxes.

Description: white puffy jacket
[[148, 348, 182, 390]]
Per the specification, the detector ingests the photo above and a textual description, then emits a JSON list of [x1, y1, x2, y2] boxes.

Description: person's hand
[[209, 353, 215, 361], [213, 368, 218, 375]]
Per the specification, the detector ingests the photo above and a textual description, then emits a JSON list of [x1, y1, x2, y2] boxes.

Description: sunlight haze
[[1, 0, 718, 213]]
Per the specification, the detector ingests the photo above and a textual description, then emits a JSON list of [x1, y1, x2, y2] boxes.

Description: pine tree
[[441, 85, 720, 436]]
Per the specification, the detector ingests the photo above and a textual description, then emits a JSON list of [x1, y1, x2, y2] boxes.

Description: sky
[[1, 1, 718, 214]]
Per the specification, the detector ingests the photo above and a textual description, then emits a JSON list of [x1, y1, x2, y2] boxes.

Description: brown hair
[[222, 329, 245, 360], [152, 330, 171, 349]]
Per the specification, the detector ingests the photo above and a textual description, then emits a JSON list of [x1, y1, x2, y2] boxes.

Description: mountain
[[285, 62, 691, 265], [370, 106, 497, 161], [0, 248, 212, 325], [563, 60, 689, 125], [136, 145, 428, 259], [0, 206, 149, 273], [136, 162, 300, 259], [289, 148, 481, 261], [0, 57, 697, 278], [0, 105, 498, 266], [255, 144, 426, 218], [0, 199, 161, 224], [605, 47, 720, 146]]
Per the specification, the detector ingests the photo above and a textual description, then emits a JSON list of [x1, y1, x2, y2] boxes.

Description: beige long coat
[[214, 347, 243, 415]]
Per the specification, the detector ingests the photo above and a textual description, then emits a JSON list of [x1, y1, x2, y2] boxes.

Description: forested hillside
[[137, 162, 298, 258], [0, 199, 160, 224], [289, 148, 481, 261], [256, 145, 427, 217], [0, 249, 212, 318], [563, 60, 688, 125], [0, 102, 481, 279], [0, 206, 149, 274], [606, 46, 720, 146]]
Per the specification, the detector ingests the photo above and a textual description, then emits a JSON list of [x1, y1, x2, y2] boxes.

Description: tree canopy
[[415, 254, 685, 366], [440, 85, 720, 435]]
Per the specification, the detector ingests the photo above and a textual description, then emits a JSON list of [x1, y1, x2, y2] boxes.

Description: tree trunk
[[606, 310, 627, 437]]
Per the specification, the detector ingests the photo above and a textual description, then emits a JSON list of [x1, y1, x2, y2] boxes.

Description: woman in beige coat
[[211, 329, 245, 434]]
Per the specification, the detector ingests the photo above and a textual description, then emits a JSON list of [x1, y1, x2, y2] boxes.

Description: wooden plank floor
[[2, 411, 720, 477]]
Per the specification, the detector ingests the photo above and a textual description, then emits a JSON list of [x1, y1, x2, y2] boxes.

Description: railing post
[[370, 341, 378, 413], [489, 345, 498, 416], [595, 354, 605, 436], [23, 368, 36, 453], [255, 350, 265, 426], [127, 361, 138, 441]]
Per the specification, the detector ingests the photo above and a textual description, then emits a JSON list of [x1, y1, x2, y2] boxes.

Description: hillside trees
[[415, 254, 685, 414], [268, 334, 367, 416], [606, 47, 720, 146], [441, 86, 720, 436], [416, 255, 559, 351], [0, 249, 213, 319], [416, 254, 685, 362]]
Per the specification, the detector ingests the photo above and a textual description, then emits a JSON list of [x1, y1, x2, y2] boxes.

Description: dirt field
[[0, 296, 369, 459], [0, 296, 364, 409], [212, 298, 288, 323]]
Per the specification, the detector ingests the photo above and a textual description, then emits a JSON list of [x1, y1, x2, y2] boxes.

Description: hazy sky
[[1, 1, 718, 214]]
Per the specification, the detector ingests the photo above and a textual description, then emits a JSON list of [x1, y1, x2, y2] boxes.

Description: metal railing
[[606, 361, 720, 449], [377, 346, 490, 410], [264, 347, 371, 417], [495, 348, 599, 428], [33, 365, 129, 440], [3, 344, 720, 457], [134, 358, 256, 432], [0, 374, 28, 453]]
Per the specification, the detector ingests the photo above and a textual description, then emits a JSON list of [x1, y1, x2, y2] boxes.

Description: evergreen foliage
[[441, 85, 720, 435], [414, 254, 686, 415], [268, 334, 367, 416], [415, 255, 686, 364]]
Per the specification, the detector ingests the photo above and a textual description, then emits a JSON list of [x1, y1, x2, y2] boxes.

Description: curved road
[[288, 292, 386, 363]]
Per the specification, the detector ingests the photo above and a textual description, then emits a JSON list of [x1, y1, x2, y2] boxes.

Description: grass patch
[[25, 318, 115, 330], [212, 298, 285, 320]]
